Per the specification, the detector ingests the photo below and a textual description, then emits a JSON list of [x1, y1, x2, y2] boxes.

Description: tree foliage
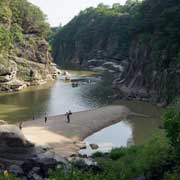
[[164, 102, 180, 155], [0, 0, 50, 55]]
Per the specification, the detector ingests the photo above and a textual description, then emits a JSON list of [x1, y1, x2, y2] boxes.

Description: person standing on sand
[[19, 122, 23, 130], [45, 113, 47, 123], [65, 110, 72, 123]]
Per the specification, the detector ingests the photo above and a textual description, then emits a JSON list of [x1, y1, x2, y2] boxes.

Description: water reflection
[[0, 75, 100, 123], [80, 101, 164, 155], [80, 121, 133, 156]]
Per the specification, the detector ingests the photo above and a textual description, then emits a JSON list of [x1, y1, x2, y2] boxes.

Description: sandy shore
[[22, 105, 131, 157]]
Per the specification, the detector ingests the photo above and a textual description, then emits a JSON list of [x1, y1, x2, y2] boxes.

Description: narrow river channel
[[0, 71, 164, 153]]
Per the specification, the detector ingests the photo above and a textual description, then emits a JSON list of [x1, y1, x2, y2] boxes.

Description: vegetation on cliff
[[0, 0, 55, 92], [51, 0, 180, 69], [51, 1, 137, 68], [0, 0, 49, 54]]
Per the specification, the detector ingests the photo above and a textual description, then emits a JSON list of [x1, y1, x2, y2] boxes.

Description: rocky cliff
[[114, 0, 180, 104], [51, 0, 180, 104], [51, 3, 132, 69], [0, 0, 58, 92]]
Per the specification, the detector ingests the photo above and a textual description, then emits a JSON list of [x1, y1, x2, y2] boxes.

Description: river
[[0, 71, 164, 153]]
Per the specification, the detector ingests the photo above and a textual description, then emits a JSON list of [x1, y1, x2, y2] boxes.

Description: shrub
[[164, 102, 180, 155]]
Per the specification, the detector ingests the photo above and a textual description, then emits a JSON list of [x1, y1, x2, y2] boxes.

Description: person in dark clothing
[[65, 110, 72, 123], [45, 114, 47, 123], [32, 113, 35, 120], [19, 122, 23, 130]]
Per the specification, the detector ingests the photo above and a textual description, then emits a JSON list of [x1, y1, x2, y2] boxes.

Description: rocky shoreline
[[0, 121, 101, 180], [0, 56, 60, 92]]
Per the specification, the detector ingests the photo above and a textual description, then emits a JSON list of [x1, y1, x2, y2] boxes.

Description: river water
[[0, 72, 100, 122], [0, 71, 164, 153]]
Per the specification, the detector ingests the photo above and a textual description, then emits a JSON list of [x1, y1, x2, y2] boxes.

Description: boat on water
[[63, 71, 71, 80]]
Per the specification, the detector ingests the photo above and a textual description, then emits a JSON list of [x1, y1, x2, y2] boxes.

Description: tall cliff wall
[[51, 0, 180, 104]]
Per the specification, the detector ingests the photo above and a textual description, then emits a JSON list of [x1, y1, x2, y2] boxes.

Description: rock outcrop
[[0, 124, 67, 180], [51, 0, 180, 104], [0, 0, 59, 92]]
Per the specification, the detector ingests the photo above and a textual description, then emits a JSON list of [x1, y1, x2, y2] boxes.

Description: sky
[[28, 0, 127, 27]]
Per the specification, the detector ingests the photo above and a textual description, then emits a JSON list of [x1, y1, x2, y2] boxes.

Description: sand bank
[[22, 105, 131, 157]]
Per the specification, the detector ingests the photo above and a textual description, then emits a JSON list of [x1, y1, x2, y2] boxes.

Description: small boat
[[63, 71, 71, 81]]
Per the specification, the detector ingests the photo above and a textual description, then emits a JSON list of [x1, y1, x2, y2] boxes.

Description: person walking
[[65, 110, 72, 123]]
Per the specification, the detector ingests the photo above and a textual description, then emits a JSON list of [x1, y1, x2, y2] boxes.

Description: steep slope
[[51, 3, 134, 69], [51, 0, 180, 104], [0, 0, 58, 92], [117, 0, 180, 104]]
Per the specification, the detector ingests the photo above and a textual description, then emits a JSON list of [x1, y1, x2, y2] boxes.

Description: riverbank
[[22, 105, 131, 157]]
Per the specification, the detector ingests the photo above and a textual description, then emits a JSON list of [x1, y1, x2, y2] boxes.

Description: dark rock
[[27, 170, 44, 180], [0, 120, 8, 125], [89, 144, 99, 150], [0, 124, 67, 179], [0, 125, 33, 148], [9, 165, 24, 176]]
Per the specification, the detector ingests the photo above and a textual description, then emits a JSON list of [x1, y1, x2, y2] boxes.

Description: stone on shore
[[0, 124, 67, 179], [90, 144, 99, 150], [0, 120, 7, 125]]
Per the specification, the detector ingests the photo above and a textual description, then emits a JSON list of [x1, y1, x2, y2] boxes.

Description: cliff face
[[51, 4, 132, 69], [116, 0, 180, 104], [115, 38, 180, 104], [0, 0, 57, 92], [51, 0, 180, 104]]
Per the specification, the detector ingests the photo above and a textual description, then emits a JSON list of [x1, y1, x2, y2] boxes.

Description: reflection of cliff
[[0, 86, 51, 122], [118, 100, 164, 145], [126, 116, 162, 145]]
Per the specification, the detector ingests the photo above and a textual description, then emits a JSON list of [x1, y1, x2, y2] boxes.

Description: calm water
[[0, 71, 164, 152], [80, 100, 164, 155], [0, 72, 100, 123]]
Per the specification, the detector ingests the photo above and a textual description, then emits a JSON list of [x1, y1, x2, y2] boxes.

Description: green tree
[[164, 102, 180, 154], [0, 25, 11, 53]]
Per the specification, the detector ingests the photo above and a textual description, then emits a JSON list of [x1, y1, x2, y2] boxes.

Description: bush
[[164, 102, 180, 155], [49, 132, 174, 180], [0, 25, 11, 53], [110, 147, 127, 160]]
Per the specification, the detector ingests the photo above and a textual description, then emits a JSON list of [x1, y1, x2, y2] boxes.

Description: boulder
[[0, 120, 7, 125], [0, 125, 33, 148], [9, 165, 24, 176], [0, 124, 67, 179], [87, 59, 105, 66], [103, 62, 124, 72], [0, 59, 17, 76], [89, 144, 99, 150]]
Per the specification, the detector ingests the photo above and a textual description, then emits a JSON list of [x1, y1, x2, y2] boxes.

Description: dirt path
[[22, 105, 131, 157]]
